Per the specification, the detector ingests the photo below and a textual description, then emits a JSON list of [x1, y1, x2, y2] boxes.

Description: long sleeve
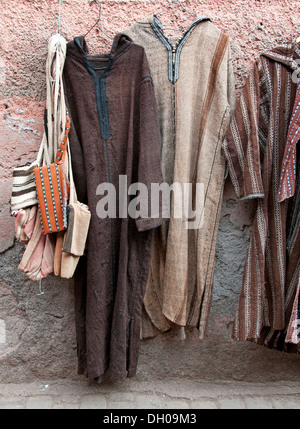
[[134, 70, 164, 233], [63, 62, 87, 206], [68, 116, 87, 205], [227, 48, 237, 123], [223, 59, 266, 201]]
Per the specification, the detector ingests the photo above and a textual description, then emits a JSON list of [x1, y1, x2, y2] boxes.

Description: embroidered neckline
[[73, 34, 132, 140], [151, 14, 210, 83], [74, 34, 132, 78]]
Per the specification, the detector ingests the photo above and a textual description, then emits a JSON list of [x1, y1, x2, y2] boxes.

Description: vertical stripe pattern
[[278, 82, 300, 202], [224, 42, 300, 350]]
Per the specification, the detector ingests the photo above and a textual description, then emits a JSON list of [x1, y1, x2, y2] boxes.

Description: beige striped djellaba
[[223, 42, 300, 352], [124, 15, 236, 339]]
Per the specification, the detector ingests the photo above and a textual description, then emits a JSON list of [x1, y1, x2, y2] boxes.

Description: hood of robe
[[261, 40, 300, 72], [72, 33, 132, 58]]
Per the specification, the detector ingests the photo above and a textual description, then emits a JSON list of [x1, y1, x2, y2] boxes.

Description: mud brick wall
[[1, 0, 300, 383]]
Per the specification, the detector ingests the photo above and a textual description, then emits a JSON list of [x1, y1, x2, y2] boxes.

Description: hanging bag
[[34, 114, 71, 235], [10, 133, 49, 213], [17, 34, 68, 283], [60, 143, 91, 279]]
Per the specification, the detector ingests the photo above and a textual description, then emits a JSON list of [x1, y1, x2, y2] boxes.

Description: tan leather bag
[[60, 144, 91, 279]]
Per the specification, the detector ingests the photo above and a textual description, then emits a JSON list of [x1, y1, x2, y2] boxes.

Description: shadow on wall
[[0, 196, 299, 384]]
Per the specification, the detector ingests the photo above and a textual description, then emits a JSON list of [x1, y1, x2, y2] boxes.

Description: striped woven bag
[[34, 115, 71, 235], [10, 133, 46, 213]]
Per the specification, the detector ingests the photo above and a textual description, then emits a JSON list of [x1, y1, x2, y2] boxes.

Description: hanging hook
[[177, 0, 197, 17], [84, 0, 113, 40], [85, 0, 101, 37]]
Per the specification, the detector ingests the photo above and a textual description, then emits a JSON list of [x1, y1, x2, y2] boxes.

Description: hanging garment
[[223, 41, 300, 353], [286, 274, 300, 345], [63, 34, 164, 383], [124, 15, 236, 339]]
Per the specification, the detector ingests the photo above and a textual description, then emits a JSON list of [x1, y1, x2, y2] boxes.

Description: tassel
[[37, 278, 45, 296]]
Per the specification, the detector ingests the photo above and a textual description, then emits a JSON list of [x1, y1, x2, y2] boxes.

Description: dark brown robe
[[63, 34, 164, 382], [223, 41, 300, 353]]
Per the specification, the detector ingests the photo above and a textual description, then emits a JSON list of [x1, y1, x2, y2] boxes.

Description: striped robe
[[125, 15, 236, 339], [223, 42, 300, 352]]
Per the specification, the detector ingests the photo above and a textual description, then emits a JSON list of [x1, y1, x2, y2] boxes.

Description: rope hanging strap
[[57, 0, 62, 35]]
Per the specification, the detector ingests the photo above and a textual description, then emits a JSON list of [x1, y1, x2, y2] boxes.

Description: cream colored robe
[[124, 15, 236, 339]]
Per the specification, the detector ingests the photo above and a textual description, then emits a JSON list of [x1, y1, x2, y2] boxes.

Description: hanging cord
[[57, 0, 62, 35]]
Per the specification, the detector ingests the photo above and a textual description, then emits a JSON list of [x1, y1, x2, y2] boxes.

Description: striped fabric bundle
[[11, 166, 38, 211], [278, 82, 300, 202], [10, 137, 45, 213]]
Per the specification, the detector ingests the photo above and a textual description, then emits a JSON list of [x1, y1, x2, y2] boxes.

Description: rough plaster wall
[[0, 0, 300, 383]]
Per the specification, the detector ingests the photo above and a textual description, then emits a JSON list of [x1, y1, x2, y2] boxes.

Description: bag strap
[[55, 113, 71, 164], [35, 134, 46, 165], [32, 110, 51, 168], [46, 34, 67, 163], [66, 134, 78, 205]]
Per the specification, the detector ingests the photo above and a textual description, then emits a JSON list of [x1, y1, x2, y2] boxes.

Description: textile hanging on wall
[[286, 274, 300, 345], [63, 34, 164, 383], [223, 41, 300, 352], [13, 34, 70, 283], [124, 15, 236, 339]]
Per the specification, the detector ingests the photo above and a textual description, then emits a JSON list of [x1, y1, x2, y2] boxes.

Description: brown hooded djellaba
[[63, 34, 164, 383]]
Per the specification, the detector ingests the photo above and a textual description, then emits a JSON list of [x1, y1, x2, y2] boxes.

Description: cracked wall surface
[[0, 0, 300, 383]]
